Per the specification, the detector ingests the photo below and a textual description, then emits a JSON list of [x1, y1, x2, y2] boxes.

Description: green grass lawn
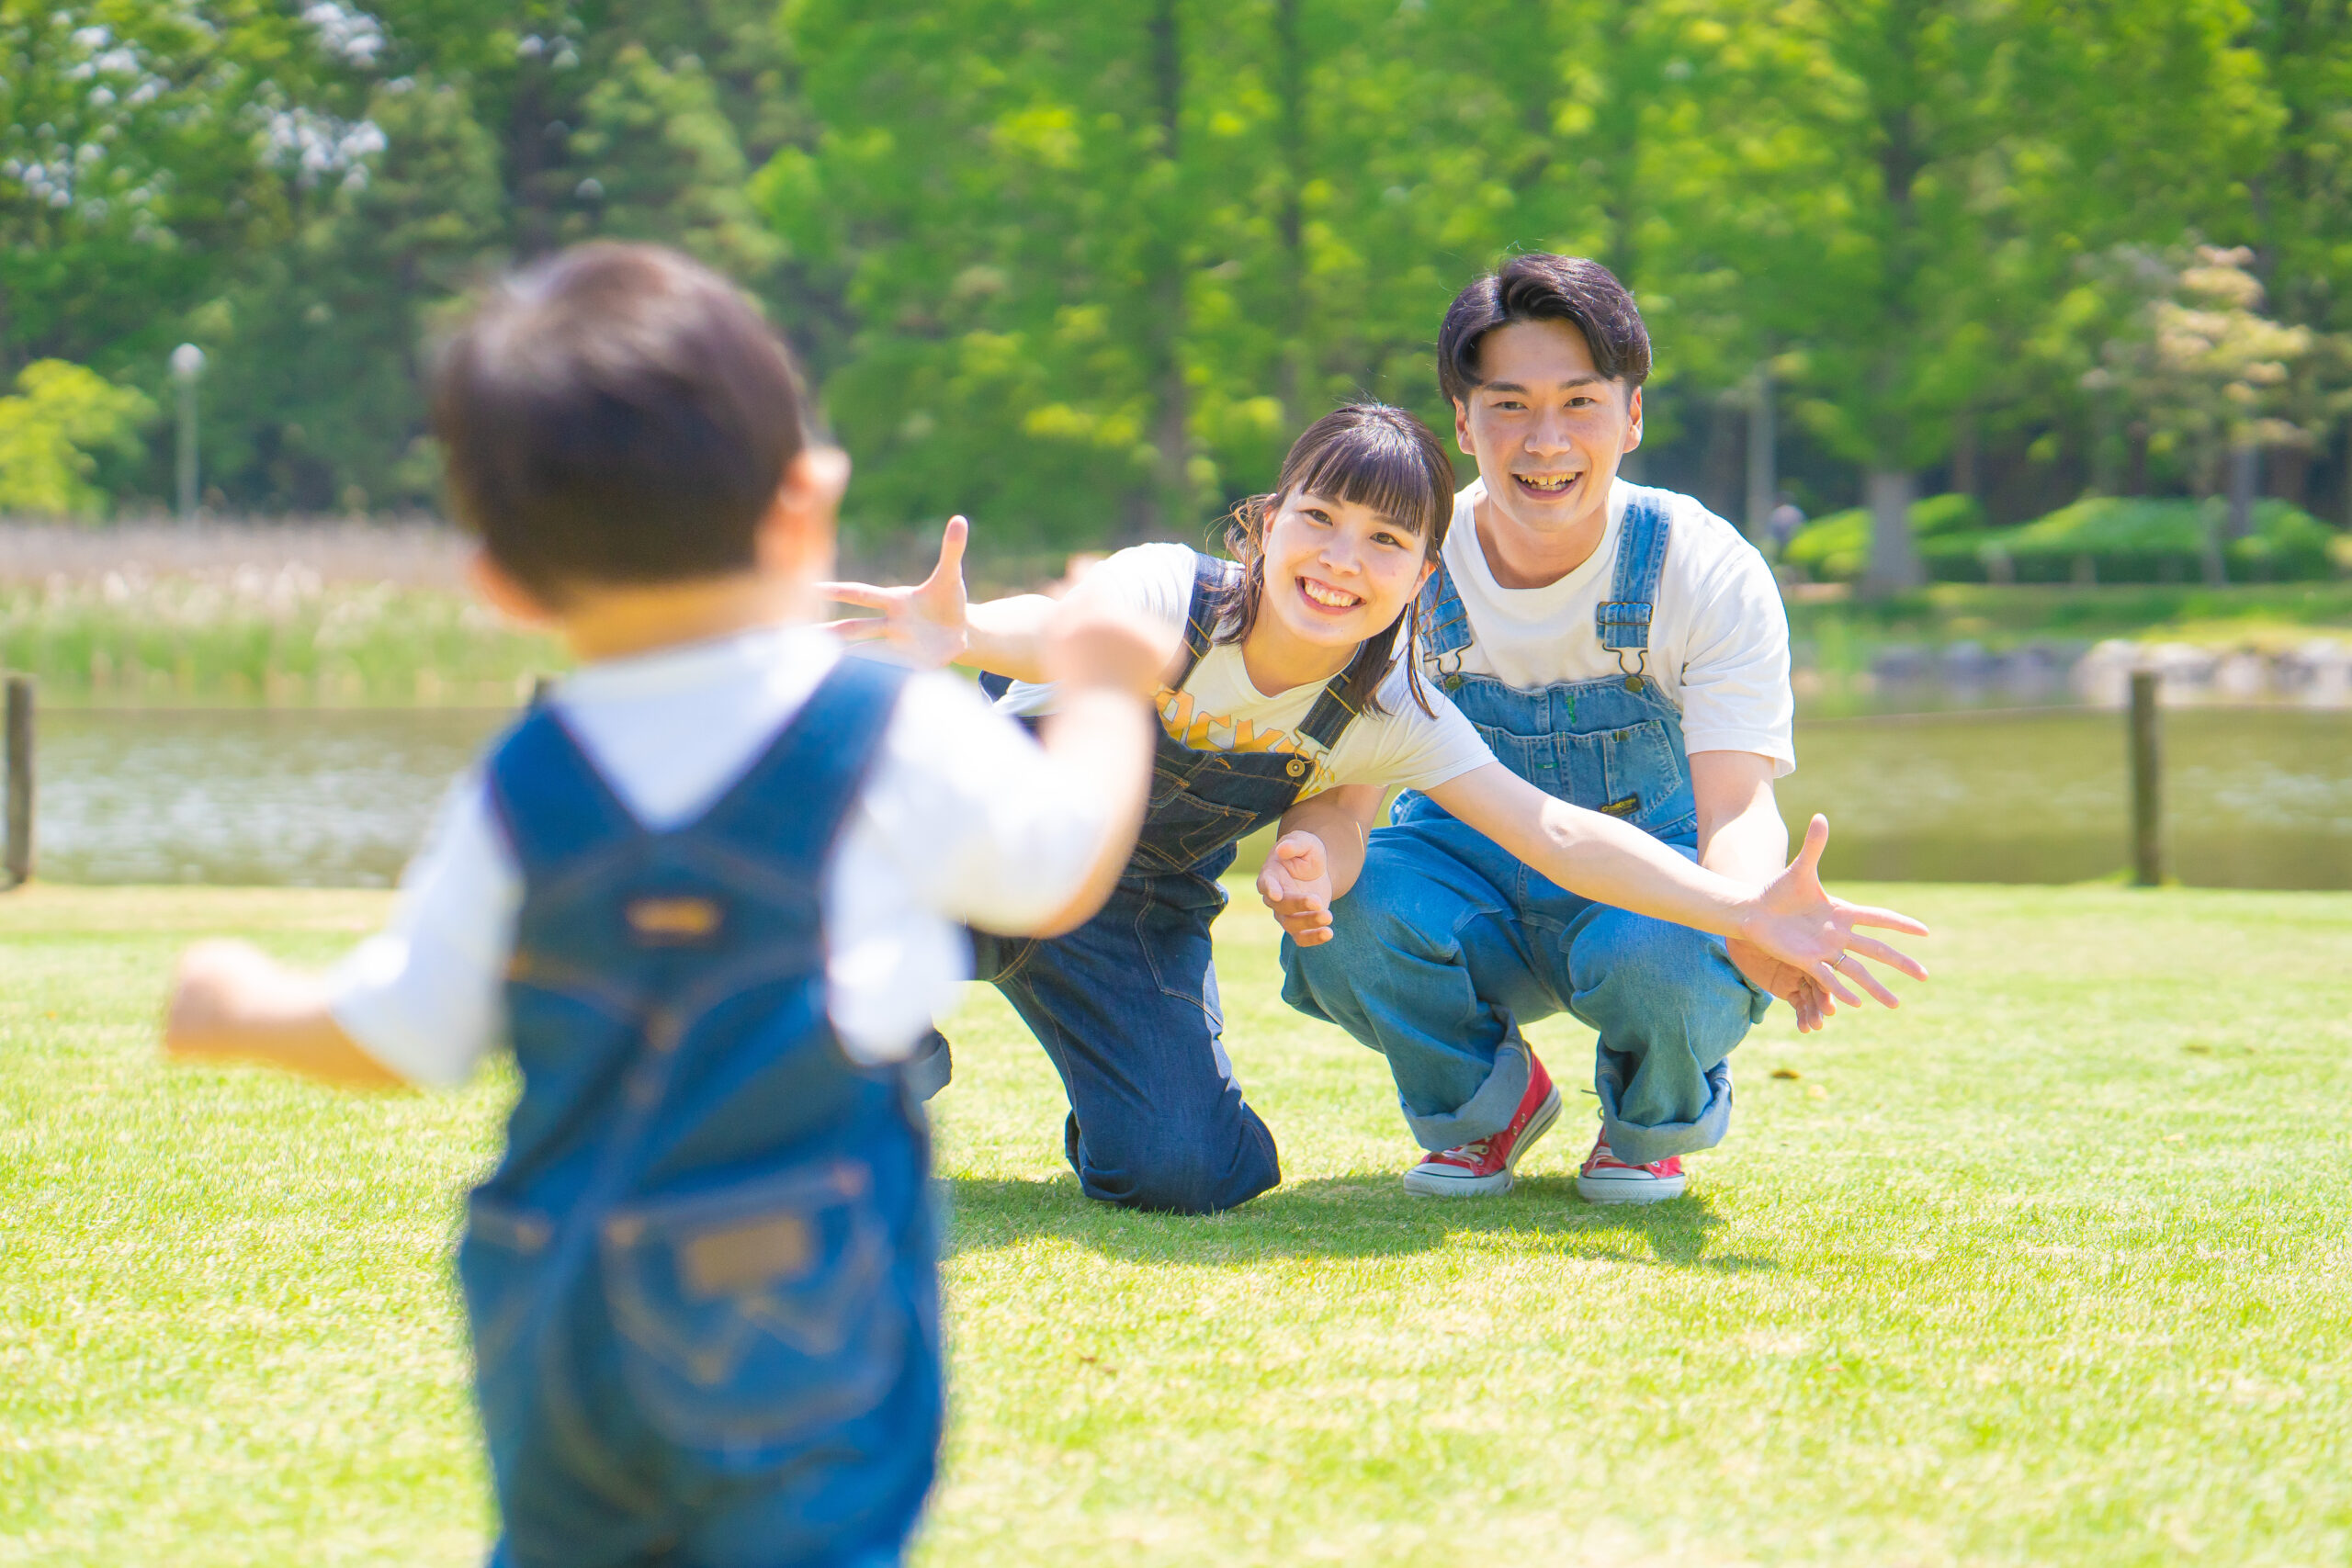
[[3, 882, 2348, 1565]]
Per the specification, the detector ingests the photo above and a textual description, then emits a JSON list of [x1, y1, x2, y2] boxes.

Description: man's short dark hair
[[1436, 254, 1652, 407], [430, 243, 809, 602]]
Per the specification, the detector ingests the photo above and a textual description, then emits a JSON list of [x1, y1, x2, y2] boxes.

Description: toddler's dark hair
[[430, 243, 810, 602], [1212, 403, 1457, 717]]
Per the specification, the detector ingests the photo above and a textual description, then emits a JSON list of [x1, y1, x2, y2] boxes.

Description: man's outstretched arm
[[1690, 750, 1828, 1030]]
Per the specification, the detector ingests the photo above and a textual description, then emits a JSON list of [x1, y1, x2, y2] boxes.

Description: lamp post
[[170, 343, 206, 521]]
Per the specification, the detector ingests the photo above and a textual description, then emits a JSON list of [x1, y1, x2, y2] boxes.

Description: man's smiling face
[[1453, 316, 1643, 541]]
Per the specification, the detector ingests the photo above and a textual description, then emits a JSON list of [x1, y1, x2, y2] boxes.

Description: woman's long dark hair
[[1209, 403, 1457, 716]]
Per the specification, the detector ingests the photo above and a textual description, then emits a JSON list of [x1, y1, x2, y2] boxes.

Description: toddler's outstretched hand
[[1258, 830, 1335, 946]]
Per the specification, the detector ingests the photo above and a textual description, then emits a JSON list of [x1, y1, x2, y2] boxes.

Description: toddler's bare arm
[[163, 940, 406, 1089]]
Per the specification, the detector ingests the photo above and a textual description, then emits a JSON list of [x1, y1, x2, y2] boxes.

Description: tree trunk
[[1745, 365, 1776, 546], [2089, 389, 2120, 494], [1702, 391, 1741, 522], [2267, 443, 2309, 508], [1950, 409, 1979, 499], [2226, 441, 2258, 541], [2199, 512, 2229, 586], [1860, 469, 1925, 597], [510, 60, 557, 259]]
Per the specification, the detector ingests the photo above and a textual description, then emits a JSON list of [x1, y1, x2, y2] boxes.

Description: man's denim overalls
[[928, 554, 1359, 1213], [461, 658, 938, 1568], [1282, 487, 1768, 1166]]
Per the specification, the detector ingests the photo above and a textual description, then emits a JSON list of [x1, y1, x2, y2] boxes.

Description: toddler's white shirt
[[329, 624, 1110, 1087]]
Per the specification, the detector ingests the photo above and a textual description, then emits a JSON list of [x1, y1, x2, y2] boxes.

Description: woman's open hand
[[818, 514, 971, 669], [1257, 830, 1336, 946]]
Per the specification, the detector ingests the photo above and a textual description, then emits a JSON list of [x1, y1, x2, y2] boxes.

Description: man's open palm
[[1745, 815, 1930, 1011]]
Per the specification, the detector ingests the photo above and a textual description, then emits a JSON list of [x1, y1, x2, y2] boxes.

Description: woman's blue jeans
[[1281, 804, 1768, 1166], [970, 851, 1282, 1215]]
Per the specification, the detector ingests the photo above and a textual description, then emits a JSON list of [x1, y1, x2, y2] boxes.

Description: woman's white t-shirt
[[997, 543, 1493, 799], [1436, 479, 1795, 775]]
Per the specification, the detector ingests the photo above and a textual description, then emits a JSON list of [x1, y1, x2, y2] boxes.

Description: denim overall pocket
[[459, 1196, 555, 1373], [458, 1194, 560, 1466], [1139, 762, 1273, 873], [598, 1158, 904, 1460]]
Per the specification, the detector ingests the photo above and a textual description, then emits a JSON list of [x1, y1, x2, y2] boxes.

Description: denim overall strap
[[487, 708, 644, 880], [1415, 554, 1473, 673], [1295, 681, 1358, 749], [488, 658, 908, 882], [1595, 490, 1671, 685], [1170, 553, 1230, 689], [696, 656, 910, 859]]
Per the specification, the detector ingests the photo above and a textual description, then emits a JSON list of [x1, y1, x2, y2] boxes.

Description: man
[[1269, 253, 1830, 1204]]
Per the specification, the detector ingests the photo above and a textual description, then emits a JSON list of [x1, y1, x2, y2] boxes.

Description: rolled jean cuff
[[1401, 1042, 1529, 1153], [1597, 1056, 1733, 1165], [904, 1029, 952, 1103]]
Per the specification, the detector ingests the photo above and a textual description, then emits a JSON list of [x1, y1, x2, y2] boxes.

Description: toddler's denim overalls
[[931, 555, 1359, 1213], [1282, 486, 1770, 1165], [461, 657, 939, 1568]]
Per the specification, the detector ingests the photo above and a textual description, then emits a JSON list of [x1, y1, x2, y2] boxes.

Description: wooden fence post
[[5, 675, 32, 888], [2129, 670, 2164, 887]]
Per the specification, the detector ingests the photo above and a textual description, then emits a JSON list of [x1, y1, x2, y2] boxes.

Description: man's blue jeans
[[1281, 807, 1769, 1166]]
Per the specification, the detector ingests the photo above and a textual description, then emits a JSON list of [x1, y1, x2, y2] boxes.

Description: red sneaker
[[1577, 1132, 1686, 1203], [1400, 1053, 1562, 1197]]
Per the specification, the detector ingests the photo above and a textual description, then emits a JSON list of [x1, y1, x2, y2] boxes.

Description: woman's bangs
[[1290, 430, 1447, 538]]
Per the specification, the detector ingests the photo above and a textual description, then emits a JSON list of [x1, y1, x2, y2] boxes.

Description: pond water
[[1776, 707, 2352, 889], [21, 705, 2352, 890]]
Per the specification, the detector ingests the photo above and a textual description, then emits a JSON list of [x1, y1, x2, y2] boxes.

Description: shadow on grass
[[942, 1173, 1776, 1273]]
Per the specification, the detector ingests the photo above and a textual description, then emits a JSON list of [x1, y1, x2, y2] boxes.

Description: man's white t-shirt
[[1436, 479, 1795, 775], [996, 543, 1494, 799], [328, 625, 1113, 1088]]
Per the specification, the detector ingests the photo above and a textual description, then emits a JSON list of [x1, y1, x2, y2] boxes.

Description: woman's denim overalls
[[459, 658, 939, 1568], [1282, 487, 1767, 1166], [936, 554, 1361, 1213]]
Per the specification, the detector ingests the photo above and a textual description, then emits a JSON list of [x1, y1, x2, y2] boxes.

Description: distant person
[[1269, 254, 1926, 1202], [1769, 496, 1806, 557], [160, 243, 1162, 1568], [828, 404, 1924, 1214]]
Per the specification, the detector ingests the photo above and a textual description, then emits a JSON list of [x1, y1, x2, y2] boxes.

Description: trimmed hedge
[[1786, 494, 2346, 585]]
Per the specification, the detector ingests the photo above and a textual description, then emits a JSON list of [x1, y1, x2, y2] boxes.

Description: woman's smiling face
[[1256, 489, 1434, 651]]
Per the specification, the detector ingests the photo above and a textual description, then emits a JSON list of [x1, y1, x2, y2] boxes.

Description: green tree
[[0, 359, 155, 516], [200, 73, 503, 510], [0, 0, 327, 378], [566, 43, 782, 282]]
